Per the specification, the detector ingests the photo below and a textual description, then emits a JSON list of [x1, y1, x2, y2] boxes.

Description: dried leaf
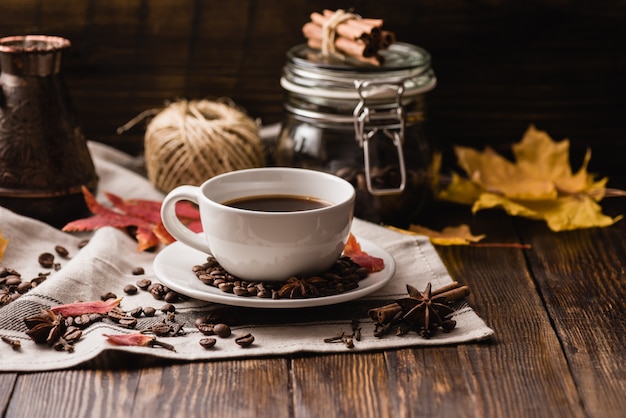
[[105, 192, 162, 224], [343, 233, 385, 272], [104, 332, 175, 351], [51, 297, 122, 317], [0, 229, 8, 261], [439, 125, 624, 231], [387, 224, 531, 248], [62, 187, 201, 251], [388, 224, 485, 246]]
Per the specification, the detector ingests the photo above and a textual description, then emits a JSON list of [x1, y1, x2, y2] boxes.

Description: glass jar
[[276, 43, 437, 227]]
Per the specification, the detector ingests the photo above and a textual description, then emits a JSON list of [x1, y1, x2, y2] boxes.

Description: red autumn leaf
[[105, 192, 162, 224], [51, 297, 122, 317], [63, 186, 159, 251], [104, 333, 175, 351], [104, 333, 154, 346], [343, 233, 385, 272], [62, 187, 201, 251]]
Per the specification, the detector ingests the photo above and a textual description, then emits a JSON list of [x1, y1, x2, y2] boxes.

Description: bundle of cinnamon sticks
[[302, 9, 396, 66]]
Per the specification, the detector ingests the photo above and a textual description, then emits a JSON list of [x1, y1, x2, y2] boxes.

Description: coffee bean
[[143, 306, 157, 317], [77, 239, 89, 249], [129, 307, 143, 318], [123, 284, 138, 295], [213, 323, 231, 338], [199, 337, 217, 348], [54, 245, 69, 258], [101, 291, 117, 301], [5, 276, 21, 287], [38, 252, 55, 268], [132, 267, 145, 275], [195, 323, 215, 335], [118, 317, 138, 328], [160, 303, 175, 313], [17, 281, 32, 294], [163, 291, 179, 303], [235, 333, 255, 347], [136, 278, 152, 290]]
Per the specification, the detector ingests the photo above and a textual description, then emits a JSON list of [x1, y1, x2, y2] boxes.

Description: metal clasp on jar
[[353, 79, 408, 196]]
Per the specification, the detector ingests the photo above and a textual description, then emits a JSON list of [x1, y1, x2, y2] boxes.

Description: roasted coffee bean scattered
[[38, 252, 55, 268], [148, 283, 166, 300], [199, 337, 217, 349], [143, 306, 157, 317], [160, 303, 175, 313], [63, 327, 83, 343], [129, 307, 144, 318], [136, 278, 152, 290], [30, 273, 48, 287], [101, 291, 117, 301], [213, 323, 231, 338], [235, 333, 255, 347], [163, 290, 179, 303], [107, 307, 138, 328], [124, 284, 138, 295], [192, 255, 369, 300], [78, 239, 89, 249], [55, 245, 69, 258], [132, 267, 145, 275]]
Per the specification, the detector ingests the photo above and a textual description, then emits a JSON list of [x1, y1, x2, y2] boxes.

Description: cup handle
[[160, 185, 211, 254]]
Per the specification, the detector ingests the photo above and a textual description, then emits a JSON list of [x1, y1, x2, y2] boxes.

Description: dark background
[[1, 0, 625, 178]]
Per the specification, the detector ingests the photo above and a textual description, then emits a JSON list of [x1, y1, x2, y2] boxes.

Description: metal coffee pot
[[0, 35, 98, 227]]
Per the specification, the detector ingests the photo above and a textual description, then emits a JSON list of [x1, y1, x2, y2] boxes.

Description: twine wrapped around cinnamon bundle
[[302, 9, 396, 66], [143, 99, 264, 193]]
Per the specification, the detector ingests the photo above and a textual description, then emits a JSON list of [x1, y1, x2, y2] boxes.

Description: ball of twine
[[144, 99, 265, 193]]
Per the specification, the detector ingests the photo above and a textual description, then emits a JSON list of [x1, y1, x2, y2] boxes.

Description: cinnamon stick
[[302, 22, 377, 58], [432, 281, 471, 302], [307, 37, 383, 66], [323, 10, 383, 29], [310, 11, 372, 42], [303, 9, 394, 66]]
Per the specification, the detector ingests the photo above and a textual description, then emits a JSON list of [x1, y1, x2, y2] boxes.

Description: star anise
[[396, 283, 456, 337], [24, 309, 66, 345], [277, 276, 327, 298], [369, 282, 468, 339]]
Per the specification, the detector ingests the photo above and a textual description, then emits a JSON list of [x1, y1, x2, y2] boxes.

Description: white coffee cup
[[160, 167, 355, 281]]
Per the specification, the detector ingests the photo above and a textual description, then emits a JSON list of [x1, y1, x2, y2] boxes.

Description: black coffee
[[223, 194, 331, 212]]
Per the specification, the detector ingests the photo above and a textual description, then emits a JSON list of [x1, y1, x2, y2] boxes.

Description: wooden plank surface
[[422, 206, 585, 418], [518, 197, 626, 418]]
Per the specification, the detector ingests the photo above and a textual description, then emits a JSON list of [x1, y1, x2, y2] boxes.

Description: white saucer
[[153, 236, 396, 308]]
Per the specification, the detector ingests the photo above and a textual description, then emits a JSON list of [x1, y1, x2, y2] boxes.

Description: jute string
[[143, 99, 264, 193], [321, 9, 359, 55]]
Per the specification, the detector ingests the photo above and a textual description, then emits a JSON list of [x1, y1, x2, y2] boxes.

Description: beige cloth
[[0, 142, 493, 372]]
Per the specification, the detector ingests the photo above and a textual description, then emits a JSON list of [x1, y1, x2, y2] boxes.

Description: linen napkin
[[0, 142, 493, 372]]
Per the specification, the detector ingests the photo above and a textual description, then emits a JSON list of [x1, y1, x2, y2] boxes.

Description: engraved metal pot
[[0, 35, 98, 227]]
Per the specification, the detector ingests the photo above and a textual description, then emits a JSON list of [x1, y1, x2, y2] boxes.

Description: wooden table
[[1, 178, 624, 418]]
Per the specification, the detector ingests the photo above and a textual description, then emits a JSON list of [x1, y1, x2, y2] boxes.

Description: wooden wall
[[1, 0, 625, 176]]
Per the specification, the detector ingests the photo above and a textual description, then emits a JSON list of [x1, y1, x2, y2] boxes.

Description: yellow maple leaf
[[439, 125, 623, 231], [0, 229, 8, 261], [388, 224, 485, 246]]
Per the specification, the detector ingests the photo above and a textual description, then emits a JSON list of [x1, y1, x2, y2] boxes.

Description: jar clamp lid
[[280, 43, 436, 196]]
